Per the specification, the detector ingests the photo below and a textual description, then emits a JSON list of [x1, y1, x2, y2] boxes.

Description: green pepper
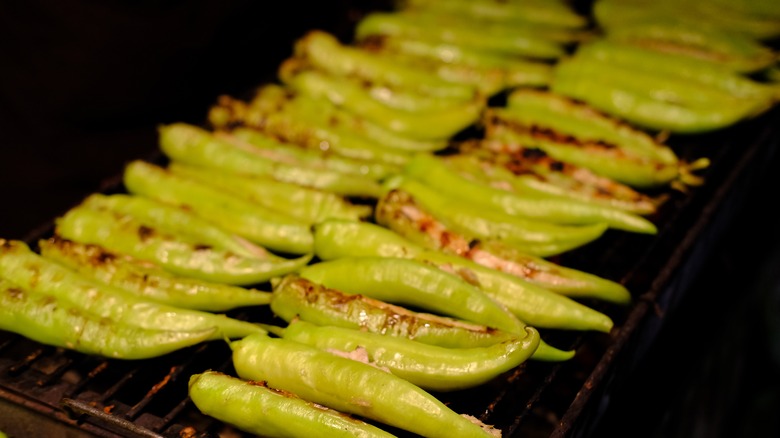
[[78, 193, 271, 259], [298, 256, 525, 335], [356, 39, 508, 96], [453, 143, 662, 214], [159, 122, 384, 198], [39, 237, 273, 312], [601, 15, 779, 72], [295, 29, 478, 101], [270, 274, 518, 349], [312, 219, 619, 331], [354, 11, 567, 59], [189, 371, 397, 438], [280, 59, 478, 114], [382, 176, 612, 254], [245, 84, 450, 153], [554, 53, 772, 116], [503, 88, 679, 164], [402, 0, 588, 29], [0, 239, 266, 340], [360, 35, 554, 88], [228, 126, 408, 174], [274, 319, 540, 392], [401, 154, 658, 234], [372, 192, 631, 304], [279, 63, 484, 141], [208, 91, 423, 161], [54, 207, 311, 286], [573, 39, 780, 101], [376, 184, 596, 258], [390, 8, 588, 44], [0, 278, 215, 360], [592, 0, 780, 41], [549, 62, 766, 133], [123, 159, 314, 255], [167, 162, 373, 224], [231, 333, 501, 438]]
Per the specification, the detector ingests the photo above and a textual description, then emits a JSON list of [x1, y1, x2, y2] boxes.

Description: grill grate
[[1, 106, 779, 437], [2, 0, 780, 434]]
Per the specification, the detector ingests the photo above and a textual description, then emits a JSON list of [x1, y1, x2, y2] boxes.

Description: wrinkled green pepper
[[231, 333, 501, 438], [189, 371, 398, 438], [0, 277, 214, 360], [272, 319, 540, 392], [39, 237, 273, 312]]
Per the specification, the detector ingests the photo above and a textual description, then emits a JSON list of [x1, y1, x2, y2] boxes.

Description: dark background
[[0, 0, 365, 240], [1, 1, 778, 437]]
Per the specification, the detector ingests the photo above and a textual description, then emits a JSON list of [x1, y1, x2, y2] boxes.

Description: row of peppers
[[2, 0, 780, 437]]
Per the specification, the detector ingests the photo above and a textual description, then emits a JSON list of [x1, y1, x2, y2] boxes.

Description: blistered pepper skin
[[270, 275, 518, 349], [402, 154, 657, 234], [372, 193, 631, 304], [0, 240, 266, 340], [231, 333, 500, 438], [312, 219, 619, 331], [279, 319, 540, 392], [54, 206, 312, 286], [39, 237, 273, 312], [298, 256, 526, 335], [158, 122, 385, 198], [123, 160, 315, 255], [189, 371, 397, 438], [0, 278, 215, 359]]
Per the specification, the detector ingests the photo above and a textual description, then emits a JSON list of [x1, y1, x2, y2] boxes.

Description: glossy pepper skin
[[372, 192, 631, 304], [213, 84, 448, 154], [402, 154, 657, 234], [39, 237, 273, 312], [79, 193, 271, 259], [312, 220, 618, 331], [231, 333, 501, 438], [279, 62, 485, 141], [294, 29, 478, 101], [549, 58, 771, 134], [573, 39, 780, 101], [124, 159, 315, 255], [455, 141, 663, 215], [189, 371, 397, 438], [270, 275, 518, 349], [54, 206, 311, 286], [276, 319, 540, 392], [297, 257, 525, 335], [0, 278, 215, 360], [0, 240, 265, 340], [354, 11, 567, 60], [167, 162, 373, 225], [376, 183, 602, 259], [158, 122, 385, 198], [401, 0, 588, 29], [228, 126, 407, 175], [383, 177, 612, 256], [359, 35, 554, 90]]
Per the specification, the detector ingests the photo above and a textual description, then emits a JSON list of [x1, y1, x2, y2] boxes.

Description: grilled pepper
[[271, 319, 540, 392], [0, 239, 266, 340], [312, 219, 619, 331], [158, 122, 384, 198], [0, 277, 215, 359], [231, 333, 502, 438], [189, 371, 397, 438], [401, 154, 657, 234], [39, 236, 273, 312], [123, 159, 314, 254], [270, 274, 518, 349], [54, 206, 311, 286]]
